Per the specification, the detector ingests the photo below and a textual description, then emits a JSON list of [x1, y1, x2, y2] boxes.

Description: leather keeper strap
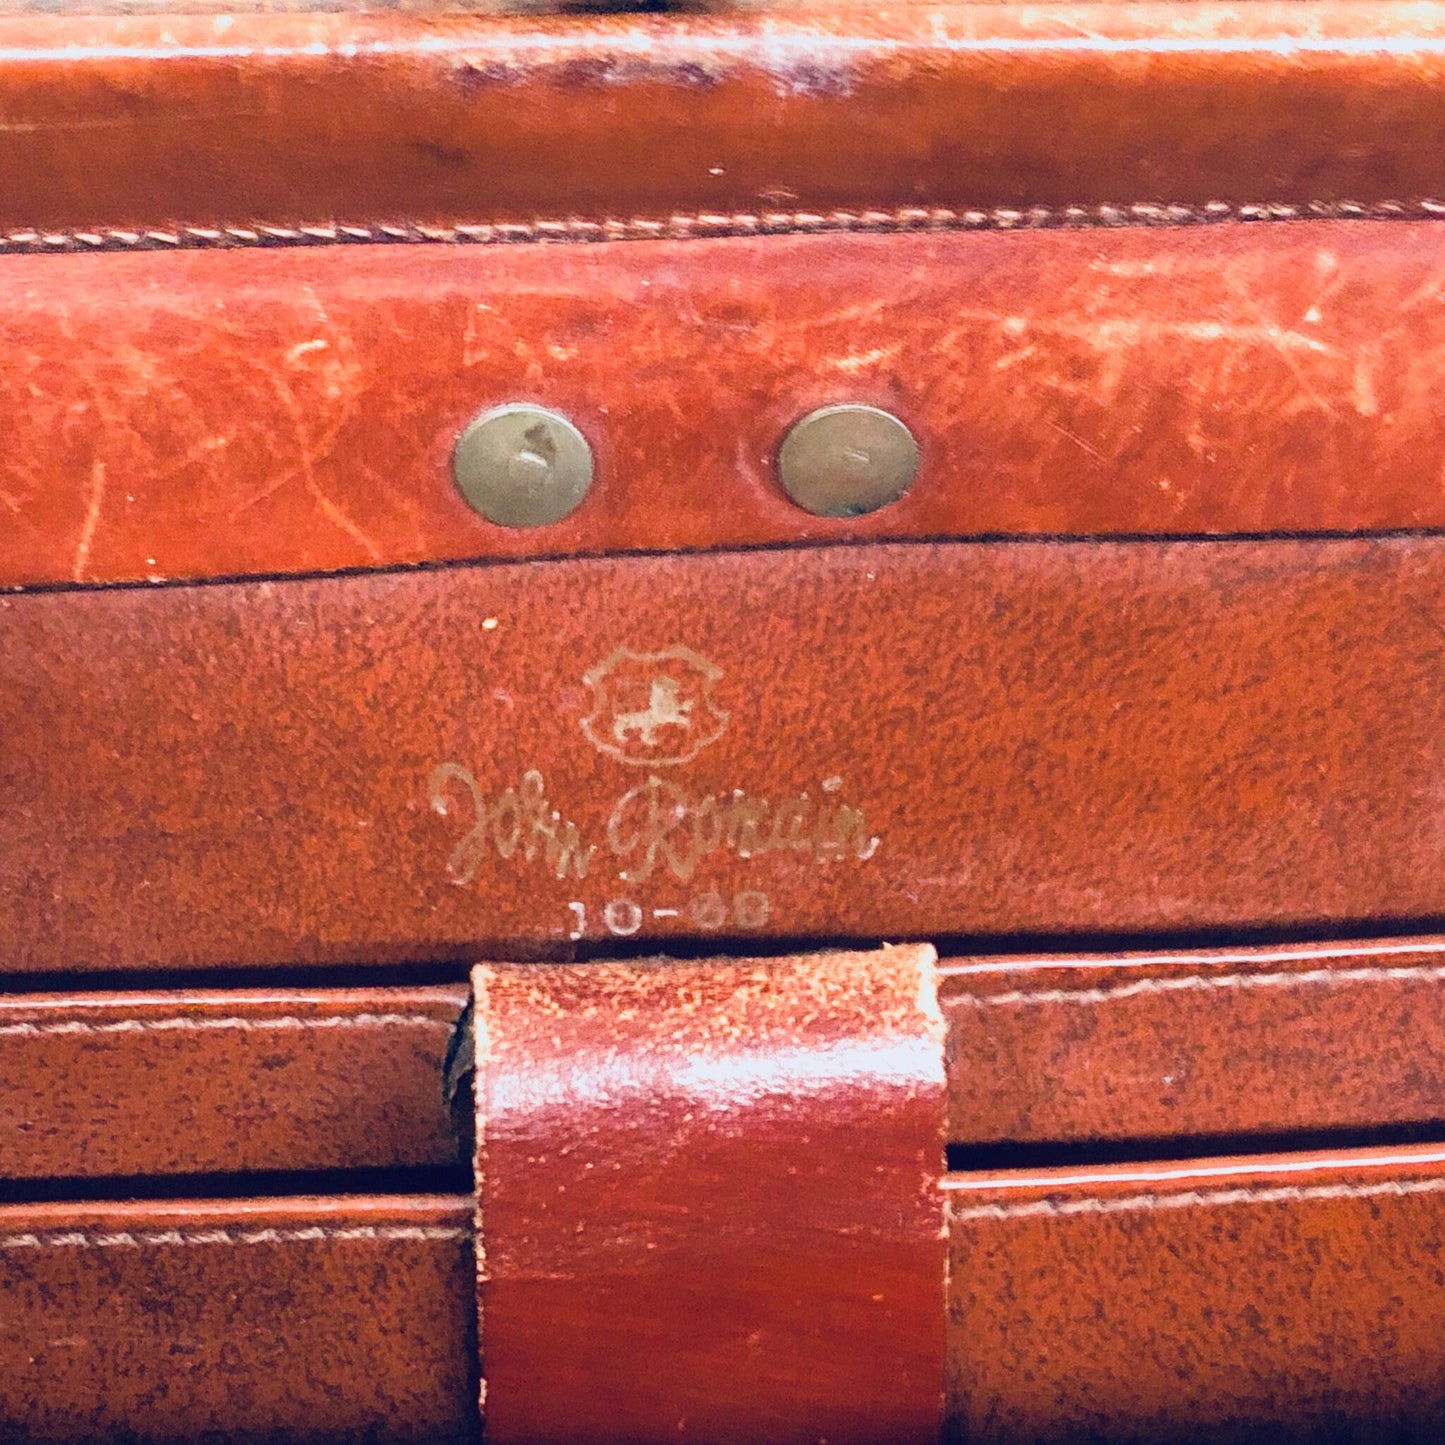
[[472, 945, 947, 1444]]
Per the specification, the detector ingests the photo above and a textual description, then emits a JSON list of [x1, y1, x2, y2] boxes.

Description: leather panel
[[0, 985, 466, 1178], [13, 223, 1445, 586], [943, 938, 1445, 1147], [947, 1147, 1445, 1441], [3, 5, 1445, 234], [0, 1194, 475, 1441], [8, 540, 1445, 970], [474, 947, 946, 1444]]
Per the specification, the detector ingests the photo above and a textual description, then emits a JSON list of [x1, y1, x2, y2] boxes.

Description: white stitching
[[948, 1175, 1445, 1221], [4, 199, 1445, 254], [0, 1012, 452, 1037], [0, 1224, 469, 1249], [945, 960, 1445, 1009]]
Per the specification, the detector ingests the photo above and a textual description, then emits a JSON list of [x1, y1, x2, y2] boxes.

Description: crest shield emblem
[[581, 646, 728, 767]]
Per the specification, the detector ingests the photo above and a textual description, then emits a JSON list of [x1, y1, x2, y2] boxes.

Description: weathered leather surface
[[12, 1, 1445, 1436], [0, 985, 466, 1178], [9, 940, 1445, 1440], [13, 221, 1445, 586], [947, 1146, 1445, 1442], [943, 938, 1445, 1147], [474, 946, 946, 1444], [6, 539, 1445, 971], [0, 1194, 475, 1441], [2, 4, 1445, 234]]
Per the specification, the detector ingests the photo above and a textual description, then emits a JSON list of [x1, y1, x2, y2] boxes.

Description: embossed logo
[[429, 641, 881, 941], [580, 646, 728, 767]]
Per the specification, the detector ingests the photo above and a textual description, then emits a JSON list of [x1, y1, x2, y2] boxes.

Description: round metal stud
[[777, 404, 920, 517], [451, 404, 594, 528]]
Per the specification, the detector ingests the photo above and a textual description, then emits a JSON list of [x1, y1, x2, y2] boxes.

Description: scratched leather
[[475, 946, 946, 1444], [5, 540, 1445, 971], [0, 1194, 474, 1441], [942, 938, 1445, 1148], [14, 221, 1445, 586], [3, 6, 1445, 233], [948, 1146, 1445, 1442], [0, 985, 467, 1178]]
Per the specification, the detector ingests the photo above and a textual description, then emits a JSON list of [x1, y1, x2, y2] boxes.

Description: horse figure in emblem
[[612, 676, 693, 749]]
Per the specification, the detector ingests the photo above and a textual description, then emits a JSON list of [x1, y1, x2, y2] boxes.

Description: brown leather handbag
[[6, 0, 1445, 1438]]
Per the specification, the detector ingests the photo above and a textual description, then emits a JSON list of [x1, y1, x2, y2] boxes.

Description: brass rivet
[[777, 404, 920, 517], [451, 404, 594, 528]]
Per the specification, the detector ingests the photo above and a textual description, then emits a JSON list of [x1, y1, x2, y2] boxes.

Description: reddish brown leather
[[4, 5, 1445, 235], [474, 946, 946, 1444], [947, 1146, 1445, 1441], [15, 222, 1445, 587], [0, 1193, 474, 1441], [943, 938, 1445, 1147], [0, 985, 466, 1178], [6, 540, 1445, 971]]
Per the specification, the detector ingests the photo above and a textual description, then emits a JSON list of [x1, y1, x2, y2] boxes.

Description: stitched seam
[[946, 961, 1445, 1009], [5, 199, 1445, 253], [0, 1012, 452, 1036], [948, 1175, 1445, 1221], [0, 1225, 469, 1249]]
